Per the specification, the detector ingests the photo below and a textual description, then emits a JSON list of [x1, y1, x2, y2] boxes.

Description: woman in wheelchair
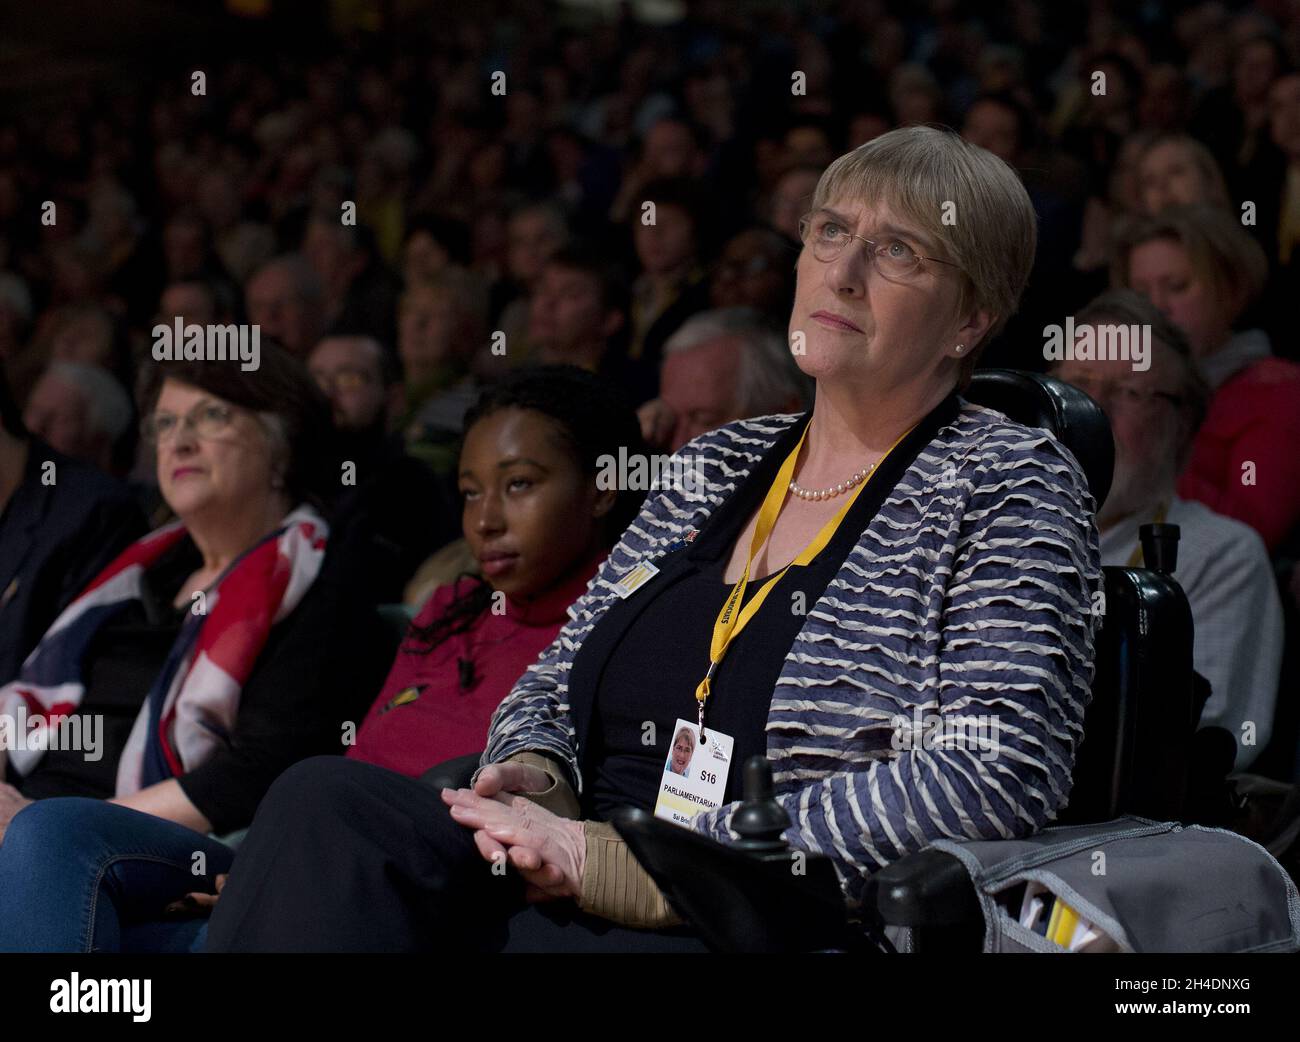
[[204, 126, 1103, 952]]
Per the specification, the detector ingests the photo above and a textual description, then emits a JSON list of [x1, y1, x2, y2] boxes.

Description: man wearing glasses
[[1052, 290, 1283, 772]]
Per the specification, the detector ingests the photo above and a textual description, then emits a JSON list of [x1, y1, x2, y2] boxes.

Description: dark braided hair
[[406, 364, 650, 653]]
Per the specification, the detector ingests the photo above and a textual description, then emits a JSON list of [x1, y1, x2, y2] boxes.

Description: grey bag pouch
[[926, 815, 1300, 953]]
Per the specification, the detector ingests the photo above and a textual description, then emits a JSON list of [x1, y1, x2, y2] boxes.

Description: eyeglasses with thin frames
[[142, 401, 238, 445], [798, 209, 962, 282]]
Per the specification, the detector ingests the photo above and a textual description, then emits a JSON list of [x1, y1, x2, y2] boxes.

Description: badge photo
[[654, 718, 734, 827]]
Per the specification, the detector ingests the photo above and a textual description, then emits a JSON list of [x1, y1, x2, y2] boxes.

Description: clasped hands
[[441, 761, 586, 902]]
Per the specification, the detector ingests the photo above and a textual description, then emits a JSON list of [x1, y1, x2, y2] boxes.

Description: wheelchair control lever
[[1139, 522, 1180, 575], [731, 756, 791, 854]]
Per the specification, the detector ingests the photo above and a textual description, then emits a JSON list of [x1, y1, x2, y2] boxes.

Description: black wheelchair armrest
[[864, 848, 985, 953], [611, 806, 870, 952], [419, 751, 483, 790]]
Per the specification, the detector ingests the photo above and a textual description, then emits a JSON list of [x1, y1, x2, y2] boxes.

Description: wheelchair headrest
[[964, 369, 1114, 506]]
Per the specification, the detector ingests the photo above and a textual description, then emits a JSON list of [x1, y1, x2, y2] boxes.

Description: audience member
[[1114, 204, 1300, 552], [766, 164, 824, 243], [308, 333, 458, 603], [1052, 290, 1283, 770], [527, 241, 631, 383], [626, 177, 711, 395], [489, 201, 571, 377], [637, 307, 811, 452], [22, 362, 134, 475], [350, 365, 647, 776], [243, 255, 326, 358], [1251, 69, 1300, 358], [401, 215, 472, 289], [0, 366, 146, 685], [1, 344, 388, 821], [1134, 133, 1233, 216], [708, 227, 798, 326], [154, 279, 230, 329], [0, 345, 394, 951], [302, 211, 401, 347]]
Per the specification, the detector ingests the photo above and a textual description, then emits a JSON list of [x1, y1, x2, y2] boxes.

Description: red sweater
[[347, 548, 605, 777], [1178, 357, 1300, 553]]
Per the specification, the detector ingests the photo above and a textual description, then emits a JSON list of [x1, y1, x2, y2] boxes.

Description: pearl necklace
[[788, 460, 879, 501]]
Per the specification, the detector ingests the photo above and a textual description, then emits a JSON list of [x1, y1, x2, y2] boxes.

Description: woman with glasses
[[206, 126, 1102, 953], [0, 344, 394, 950]]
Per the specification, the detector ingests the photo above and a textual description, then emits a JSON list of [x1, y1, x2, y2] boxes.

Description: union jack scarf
[[0, 504, 327, 796]]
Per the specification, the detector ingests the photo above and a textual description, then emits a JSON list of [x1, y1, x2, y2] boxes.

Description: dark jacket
[[0, 438, 147, 685]]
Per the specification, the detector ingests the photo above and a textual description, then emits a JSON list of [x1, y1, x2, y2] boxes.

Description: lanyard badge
[[654, 717, 735, 825]]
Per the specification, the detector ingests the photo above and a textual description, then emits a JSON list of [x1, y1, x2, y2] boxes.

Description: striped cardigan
[[482, 402, 1102, 909]]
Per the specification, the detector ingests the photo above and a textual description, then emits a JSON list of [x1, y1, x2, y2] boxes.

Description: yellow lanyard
[[694, 420, 916, 734], [1124, 501, 1169, 568]]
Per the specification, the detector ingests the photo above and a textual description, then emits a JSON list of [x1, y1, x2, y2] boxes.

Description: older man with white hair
[[1051, 289, 1283, 771], [638, 306, 813, 452], [23, 362, 134, 475]]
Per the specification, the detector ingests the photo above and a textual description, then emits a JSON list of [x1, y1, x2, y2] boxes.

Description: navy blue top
[[0, 438, 146, 686], [586, 557, 785, 816]]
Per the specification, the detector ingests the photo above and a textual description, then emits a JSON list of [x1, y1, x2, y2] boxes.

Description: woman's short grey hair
[[48, 362, 132, 441], [663, 307, 813, 415], [810, 125, 1037, 383]]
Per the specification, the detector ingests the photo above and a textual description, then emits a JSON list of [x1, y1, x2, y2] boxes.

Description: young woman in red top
[[347, 365, 649, 776]]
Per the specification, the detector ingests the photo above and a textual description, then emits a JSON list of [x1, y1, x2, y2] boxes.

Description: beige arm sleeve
[[501, 754, 683, 929], [576, 820, 684, 929], [501, 751, 581, 819]]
